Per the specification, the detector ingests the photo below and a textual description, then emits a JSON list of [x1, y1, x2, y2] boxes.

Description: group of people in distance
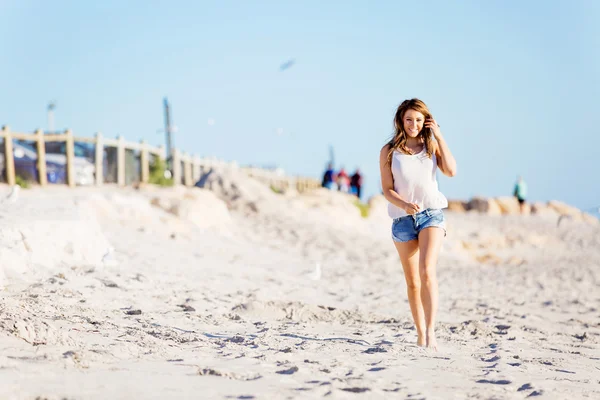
[[321, 164, 363, 199]]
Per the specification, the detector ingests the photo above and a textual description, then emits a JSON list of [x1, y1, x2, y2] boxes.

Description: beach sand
[[0, 174, 598, 399]]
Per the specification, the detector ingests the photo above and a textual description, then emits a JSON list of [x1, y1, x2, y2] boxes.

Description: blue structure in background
[[1, 141, 67, 184]]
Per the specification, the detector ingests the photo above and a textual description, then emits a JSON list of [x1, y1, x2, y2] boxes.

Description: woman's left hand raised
[[425, 117, 442, 140]]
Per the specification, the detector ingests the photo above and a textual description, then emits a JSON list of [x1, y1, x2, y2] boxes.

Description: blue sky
[[1, 0, 598, 211]]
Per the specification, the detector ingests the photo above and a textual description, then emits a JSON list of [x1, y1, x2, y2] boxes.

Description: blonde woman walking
[[379, 98, 457, 350]]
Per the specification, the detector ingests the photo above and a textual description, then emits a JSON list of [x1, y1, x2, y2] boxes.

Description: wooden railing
[[241, 166, 321, 193], [0, 125, 321, 193], [0, 126, 163, 187]]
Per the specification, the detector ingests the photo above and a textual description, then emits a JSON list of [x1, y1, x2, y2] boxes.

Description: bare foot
[[426, 331, 438, 351], [417, 334, 426, 347]]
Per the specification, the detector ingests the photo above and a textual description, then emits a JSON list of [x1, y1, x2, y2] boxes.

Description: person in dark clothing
[[350, 169, 363, 199], [321, 163, 335, 189]]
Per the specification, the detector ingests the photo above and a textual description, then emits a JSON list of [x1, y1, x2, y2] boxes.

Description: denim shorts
[[391, 208, 446, 243]]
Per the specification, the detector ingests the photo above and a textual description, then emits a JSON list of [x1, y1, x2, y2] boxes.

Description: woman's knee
[[419, 265, 437, 283], [405, 276, 421, 291]]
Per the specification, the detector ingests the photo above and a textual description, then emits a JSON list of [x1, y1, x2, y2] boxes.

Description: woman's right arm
[[379, 145, 421, 215]]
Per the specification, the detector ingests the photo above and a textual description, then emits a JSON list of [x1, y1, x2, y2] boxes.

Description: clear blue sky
[[1, 0, 598, 210]]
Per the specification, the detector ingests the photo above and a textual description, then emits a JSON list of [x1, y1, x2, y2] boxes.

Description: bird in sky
[[279, 58, 296, 71]]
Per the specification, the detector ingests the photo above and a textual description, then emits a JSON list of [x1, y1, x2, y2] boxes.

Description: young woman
[[379, 98, 457, 350]]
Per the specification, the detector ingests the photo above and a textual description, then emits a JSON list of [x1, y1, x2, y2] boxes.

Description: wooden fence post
[[65, 129, 75, 187], [95, 132, 103, 186], [184, 153, 192, 187], [192, 155, 200, 183], [2, 126, 15, 186], [35, 129, 47, 186], [172, 148, 181, 185], [117, 135, 125, 186], [156, 145, 165, 180], [140, 140, 149, 184]]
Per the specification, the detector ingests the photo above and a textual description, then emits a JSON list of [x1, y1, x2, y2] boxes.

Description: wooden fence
[[0, 125, 321, 193]]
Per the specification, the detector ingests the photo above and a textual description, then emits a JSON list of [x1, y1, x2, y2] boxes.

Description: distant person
[[379, 98, 457, 351], [336, 168, 350, 192], [513, 176, 528, 214], [321, 163, 335, 190], [350, 169, 363, 199]]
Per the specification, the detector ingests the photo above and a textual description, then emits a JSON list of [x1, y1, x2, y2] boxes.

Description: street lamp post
[[163, 97, 174, 171], [47, 101, 56, 133]]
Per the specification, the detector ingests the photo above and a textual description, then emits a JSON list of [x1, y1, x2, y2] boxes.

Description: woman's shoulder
[[380, 143, 392, 158], [379, 143, 394, 166]]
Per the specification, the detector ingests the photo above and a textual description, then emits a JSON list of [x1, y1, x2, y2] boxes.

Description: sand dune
[[0, 176, 598, 399]]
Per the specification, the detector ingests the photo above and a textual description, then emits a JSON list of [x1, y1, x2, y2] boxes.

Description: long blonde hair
[[386, 98, 434, 165]]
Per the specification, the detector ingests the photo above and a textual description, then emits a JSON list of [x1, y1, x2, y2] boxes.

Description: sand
[[0, 172, 598, 399]]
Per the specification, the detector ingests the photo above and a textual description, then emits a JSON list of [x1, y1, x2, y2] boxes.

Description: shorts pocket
[[391, 218, 418, 242], [427, 208, 443, 217], [420, 211, 446, 236]]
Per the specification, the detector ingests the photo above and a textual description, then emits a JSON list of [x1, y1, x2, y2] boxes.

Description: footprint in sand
[[306, 380, 331, 386], [482, 355, 501, 362], [476, 379, 512, 385], [198, 368, 261, 381], [275, 366, 298, 375], [340, 387, 370, 393], [517, 383, 533, 391], [517, 383, 544, 397], [476, 342, 516, 380], [363, 347, 387, 354]]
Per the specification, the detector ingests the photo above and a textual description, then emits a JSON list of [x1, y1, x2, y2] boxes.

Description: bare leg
[[393, 240, 426, 346], [418, 227, 445, 350]]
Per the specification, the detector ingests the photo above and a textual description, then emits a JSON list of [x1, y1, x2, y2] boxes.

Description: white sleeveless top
[[388, 147, 448, 219]]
